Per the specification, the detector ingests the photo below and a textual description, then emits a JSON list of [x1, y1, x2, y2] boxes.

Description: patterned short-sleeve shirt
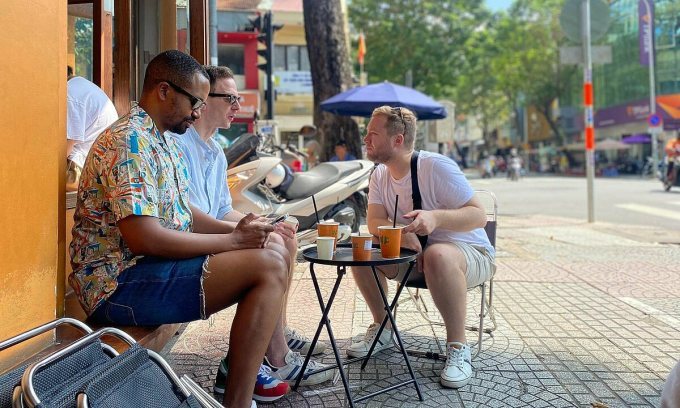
[[69, 104, 193, 315]]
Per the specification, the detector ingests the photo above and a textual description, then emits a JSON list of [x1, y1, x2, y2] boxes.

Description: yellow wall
[[0, 0, 66, 370]]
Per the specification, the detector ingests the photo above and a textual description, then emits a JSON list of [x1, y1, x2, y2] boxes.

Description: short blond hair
[[371, 106, 417, 148]]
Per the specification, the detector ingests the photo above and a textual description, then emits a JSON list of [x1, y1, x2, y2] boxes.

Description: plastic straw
[[312, 194, 320, 223], [393, 195, 399, 227]]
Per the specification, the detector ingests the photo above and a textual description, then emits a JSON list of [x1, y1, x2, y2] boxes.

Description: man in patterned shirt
[[69, 50, 285, 408]]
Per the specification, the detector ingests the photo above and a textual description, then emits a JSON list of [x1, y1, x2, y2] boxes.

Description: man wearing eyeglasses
[[348, 106, 495, 389], [171, 65, 334, 402], [70, 50, 285, 408]]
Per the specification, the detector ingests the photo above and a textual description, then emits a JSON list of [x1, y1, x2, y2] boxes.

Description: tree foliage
[[349, 0, 489, 99], [347, 0, 580, 147]]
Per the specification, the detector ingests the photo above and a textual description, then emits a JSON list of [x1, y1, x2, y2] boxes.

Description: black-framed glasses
[[209, 92, 244, 106], [165, 80, 206, 111]]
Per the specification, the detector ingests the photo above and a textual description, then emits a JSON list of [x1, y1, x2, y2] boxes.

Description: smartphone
[[268, 214, 288, 225]]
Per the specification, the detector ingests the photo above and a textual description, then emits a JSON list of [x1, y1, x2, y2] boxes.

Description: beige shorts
[[380, 241, 495, 289]]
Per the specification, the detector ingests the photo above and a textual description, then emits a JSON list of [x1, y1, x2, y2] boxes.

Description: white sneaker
[[264, 350, 334, 386], [440, 342, 472, 389], [251, 401, 257, 408], [285, 326, 326, 356], [347, 323, 393, 358]]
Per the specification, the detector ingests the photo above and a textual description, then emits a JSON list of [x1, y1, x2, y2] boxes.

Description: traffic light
[[246, 14, 262, 32], [254, 11, 282, 120]]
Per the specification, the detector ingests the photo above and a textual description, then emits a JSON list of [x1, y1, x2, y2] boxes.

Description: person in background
[[330, 139, 357, 161], [171, 65, 333, 402], [66, 66, 118, 191], [70, 50, 283, 408], [304, 140, 321, 169], [664, 132, 680, 188]]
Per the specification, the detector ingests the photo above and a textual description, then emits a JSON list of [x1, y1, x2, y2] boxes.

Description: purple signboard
[[594, 99, 650, 128], [593, 95, 680, 131], [638, 0, 654, 66]]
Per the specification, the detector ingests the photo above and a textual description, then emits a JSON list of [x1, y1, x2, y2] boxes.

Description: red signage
[[235, 91, 260, 120]]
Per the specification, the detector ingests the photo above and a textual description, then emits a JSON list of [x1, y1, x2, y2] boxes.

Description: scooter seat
[[284, 161, 363, 200]]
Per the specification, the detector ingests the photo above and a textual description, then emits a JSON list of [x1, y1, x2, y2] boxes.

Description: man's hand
[[231, 213, 274, 249], [273, 220, 296, 241], [402, 210, 437, 236]]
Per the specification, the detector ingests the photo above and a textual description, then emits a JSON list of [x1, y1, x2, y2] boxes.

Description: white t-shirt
[[368, 150, 494, 255], [67, 77, 119, 167]]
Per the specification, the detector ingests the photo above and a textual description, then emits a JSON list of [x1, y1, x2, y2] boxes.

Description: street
[[470, 175, 680, 235]]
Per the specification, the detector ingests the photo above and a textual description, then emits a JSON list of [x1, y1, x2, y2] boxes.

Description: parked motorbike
[[225, 133, 373, 246], [662, 156, 680, 191]]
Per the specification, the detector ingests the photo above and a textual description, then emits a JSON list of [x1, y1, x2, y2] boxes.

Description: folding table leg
[[360, 262, 423, 401], [292, 264, 355, 407]]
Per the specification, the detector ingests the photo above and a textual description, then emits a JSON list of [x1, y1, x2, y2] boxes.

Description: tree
[[349, 0, 489, 99], [454, 23, 509, 150], [302, 0, 361, 161], [490, 0, 578, 146]]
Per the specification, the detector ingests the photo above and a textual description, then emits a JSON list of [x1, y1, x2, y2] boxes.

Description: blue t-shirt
[[330, 153, 357, 161], [171, 127, 233, 219]]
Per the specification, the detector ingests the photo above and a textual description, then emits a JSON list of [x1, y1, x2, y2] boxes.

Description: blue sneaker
[[213, 358, 290, 402]]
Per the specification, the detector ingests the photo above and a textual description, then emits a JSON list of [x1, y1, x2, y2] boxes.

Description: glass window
[[218, 44, 244, 75], [286, 46, 299, 71], [274, 45, 286, 72], [300, 46, 310, 71], [68, 4, 94, 81]]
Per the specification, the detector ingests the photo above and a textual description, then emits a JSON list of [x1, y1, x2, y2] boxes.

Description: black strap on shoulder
[[410, 151, 429, 248]]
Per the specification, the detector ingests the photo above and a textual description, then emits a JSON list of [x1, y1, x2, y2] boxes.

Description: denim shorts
[[89, 255, 209, 326]]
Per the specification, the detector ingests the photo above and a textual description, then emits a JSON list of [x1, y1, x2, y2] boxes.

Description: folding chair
[[1, 320, 217, 408], [0, 318, 104, 408], [18, 327, 207, 408], [396, 189, 498, 360]]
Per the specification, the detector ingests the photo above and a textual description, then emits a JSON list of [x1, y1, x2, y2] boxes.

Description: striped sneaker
[[285, 326, 326, 356], [213, 358, 289, 402], [347, 323, 393, 358], [263, 350, 334, 386]]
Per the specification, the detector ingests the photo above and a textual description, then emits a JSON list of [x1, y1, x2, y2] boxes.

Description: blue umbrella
[[320, 81, 447, 120]]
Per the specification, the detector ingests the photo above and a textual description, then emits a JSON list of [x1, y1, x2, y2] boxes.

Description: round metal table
[[294, 243, 423, 406]]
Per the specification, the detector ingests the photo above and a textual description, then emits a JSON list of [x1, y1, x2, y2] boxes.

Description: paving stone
[[160, 215, 675, 407]]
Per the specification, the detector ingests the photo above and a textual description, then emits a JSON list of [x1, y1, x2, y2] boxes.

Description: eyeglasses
[[165, 80, 206, 111], [209, 92, 244, 106], [392, 107, 406, 127]]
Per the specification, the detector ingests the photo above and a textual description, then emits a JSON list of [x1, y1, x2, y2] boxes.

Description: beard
[[366, 148, 392, 164], [169, 116, 194, 134]]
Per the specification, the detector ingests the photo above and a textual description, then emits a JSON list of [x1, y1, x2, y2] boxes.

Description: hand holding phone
[[268, 214, 288, 225]]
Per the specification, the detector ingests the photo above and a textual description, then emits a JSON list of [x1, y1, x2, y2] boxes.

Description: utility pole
[[582, 0, 595, 223], [640, 0, 659, 175]]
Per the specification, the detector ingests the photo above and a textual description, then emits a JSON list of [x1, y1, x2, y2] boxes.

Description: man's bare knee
[[423, 245, 466, 279]]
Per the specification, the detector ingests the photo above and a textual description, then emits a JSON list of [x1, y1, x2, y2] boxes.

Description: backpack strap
[[410, 151, 429, 249]]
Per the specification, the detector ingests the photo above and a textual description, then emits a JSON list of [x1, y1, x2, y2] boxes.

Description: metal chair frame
[[0, 318, 101, 408], [1, 319, 218, 408], [396, 189, 498, 360]]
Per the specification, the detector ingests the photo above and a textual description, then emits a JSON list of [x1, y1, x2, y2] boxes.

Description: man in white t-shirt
[[348, 106, 495, 389], [66, 66, 118, 190]]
